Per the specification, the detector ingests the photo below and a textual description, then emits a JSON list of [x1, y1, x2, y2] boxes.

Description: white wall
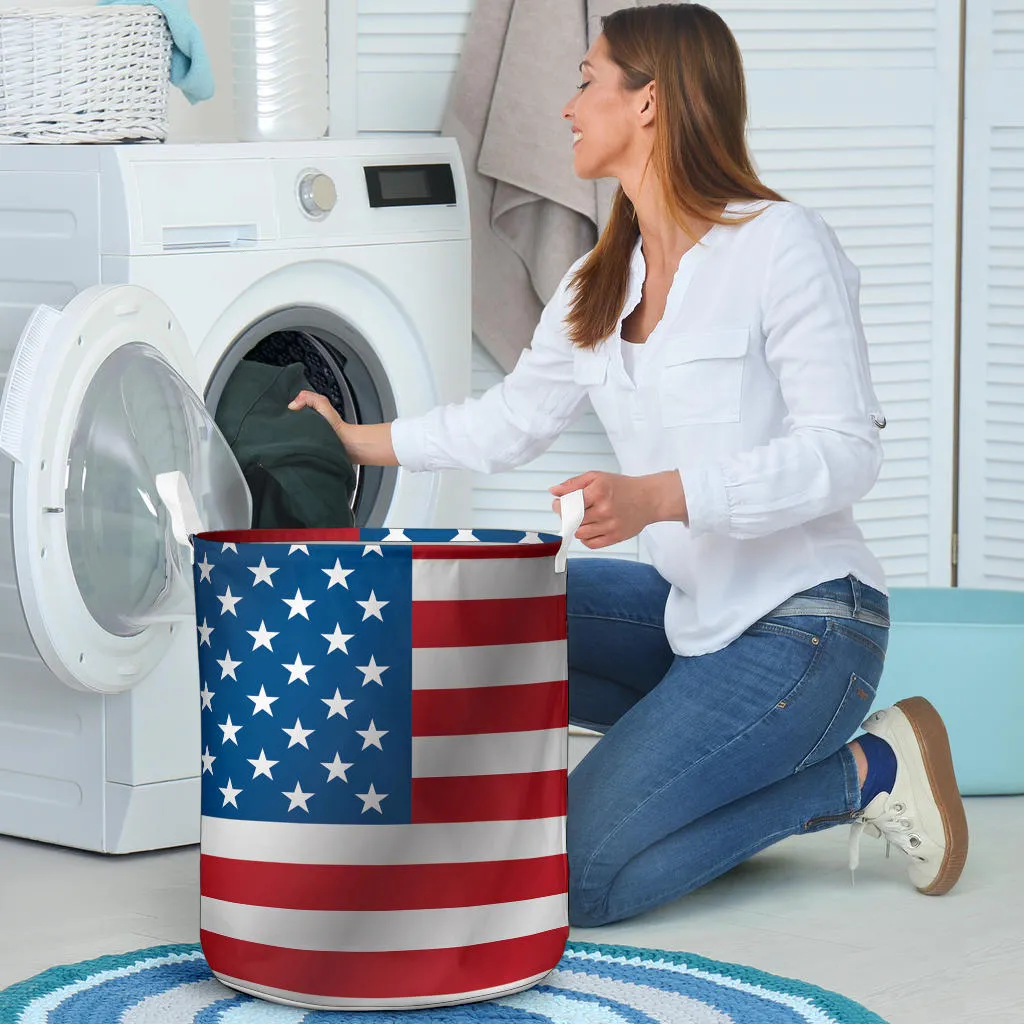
[[0, 0, 235, 142]]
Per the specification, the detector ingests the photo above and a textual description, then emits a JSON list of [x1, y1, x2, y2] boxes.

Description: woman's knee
[[566, 557, 670, 620]]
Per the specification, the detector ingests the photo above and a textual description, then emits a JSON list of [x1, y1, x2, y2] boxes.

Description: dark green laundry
[[215, 361, 356, 529]]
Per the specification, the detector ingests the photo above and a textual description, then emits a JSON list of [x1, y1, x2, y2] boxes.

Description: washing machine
[[0, 138, 472, 853]]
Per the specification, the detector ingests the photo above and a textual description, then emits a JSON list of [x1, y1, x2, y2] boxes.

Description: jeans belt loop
[[850, 574, 863, 616]]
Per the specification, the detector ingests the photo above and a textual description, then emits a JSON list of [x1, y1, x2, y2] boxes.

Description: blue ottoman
[[874, 588, 1024, 795]]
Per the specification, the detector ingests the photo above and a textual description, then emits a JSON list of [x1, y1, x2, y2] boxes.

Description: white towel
[[443, 0, 648, 371]]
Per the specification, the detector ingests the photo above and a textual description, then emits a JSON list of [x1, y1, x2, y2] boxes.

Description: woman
[[290, 2, 968, 928]]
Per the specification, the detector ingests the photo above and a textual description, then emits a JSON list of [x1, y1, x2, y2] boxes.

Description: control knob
[[299, 172, 337, 217]]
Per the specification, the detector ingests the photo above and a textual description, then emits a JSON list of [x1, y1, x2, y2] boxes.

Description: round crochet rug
[[0, 941, 887, 1023]]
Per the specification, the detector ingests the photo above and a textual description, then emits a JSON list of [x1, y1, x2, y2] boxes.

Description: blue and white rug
[[0, 941, 888, 1023]]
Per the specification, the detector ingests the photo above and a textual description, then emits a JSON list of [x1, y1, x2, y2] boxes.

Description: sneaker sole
[[895, 696, 969, 895]]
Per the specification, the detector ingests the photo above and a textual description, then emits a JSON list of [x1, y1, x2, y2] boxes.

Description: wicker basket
[[0, 6, 172, 144]]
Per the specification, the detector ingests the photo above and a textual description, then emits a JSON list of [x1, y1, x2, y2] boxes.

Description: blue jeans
[[566, 559, 890, 928]]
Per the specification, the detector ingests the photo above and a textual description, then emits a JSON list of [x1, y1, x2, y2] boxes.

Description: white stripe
[[209, 968, 554, 1011], [14, 951, 206, 1024], [503, 989, 636, 1024], [412, 557, 565, 602], [412, 728, 566, 778], [563, 950, 839, 1024], [539, 970, 733, 1024], [201, 815, 565, 865], [412, 640, 566, 690], [120, 979, 231, 1024], [201, 892, 567, 952], [214, 994, 310, 1021]]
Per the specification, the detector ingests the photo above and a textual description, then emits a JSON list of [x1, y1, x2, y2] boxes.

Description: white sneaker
[[849, 697, 968, 895]]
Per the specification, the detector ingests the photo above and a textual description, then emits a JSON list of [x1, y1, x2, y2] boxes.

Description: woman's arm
[[681, 206, 884, 539], [291, 259, 595, 475]]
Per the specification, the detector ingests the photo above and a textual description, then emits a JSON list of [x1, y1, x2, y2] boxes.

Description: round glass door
[[65, 343, 251, 636]]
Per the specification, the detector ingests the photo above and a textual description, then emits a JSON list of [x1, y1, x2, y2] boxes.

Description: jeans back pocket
[[797, 671, 878, 771]]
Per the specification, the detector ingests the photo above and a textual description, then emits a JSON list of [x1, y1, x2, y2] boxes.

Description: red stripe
[[411, 544, 560, 560], [201, 853, 567, 911], [412, 595, 566, 648], [199, 529, 363, 544], [197, 530, 559, 557], [200, 926, 569, 1001], [413, 681, 568, 736], [412, 770, 566, 823]]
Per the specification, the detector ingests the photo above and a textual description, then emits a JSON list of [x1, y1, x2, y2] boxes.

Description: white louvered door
[[353, 0, 474, 132], [957, 0, 1024, 588], [343, 1, 963, 577], [713, 0, 962, 586], [472, 2, 963, 575]]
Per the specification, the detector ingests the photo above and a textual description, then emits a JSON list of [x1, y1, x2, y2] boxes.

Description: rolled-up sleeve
[[681, 207, 884, 539], [390, 266, 591, 474]]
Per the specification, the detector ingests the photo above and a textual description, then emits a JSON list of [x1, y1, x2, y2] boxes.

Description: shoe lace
[[848, 798, 927, 880]]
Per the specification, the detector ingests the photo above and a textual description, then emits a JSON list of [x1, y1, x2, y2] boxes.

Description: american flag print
[[192, 527, 570, 1010]]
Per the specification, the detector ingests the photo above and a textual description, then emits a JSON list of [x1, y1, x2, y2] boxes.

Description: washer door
[[0, 285, 251, 694]]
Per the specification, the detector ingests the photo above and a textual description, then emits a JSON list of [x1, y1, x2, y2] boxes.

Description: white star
[[216, 650, 242, 681], [221, 542, 237, 554], [321, 688, 354, 719], [289, 544, 309, 555], [453, 530, 479, 542], [199, 682, 214, 710], [219, 778, 241, 808], [197, 555, 215, 582], [201, 745, 216, 775], [362, 544, 383, 557], [283, 588, 315, 620], [520, 531, 543, 544], [282, 654, 314, 685], [283, 717, 314, 748], [383, 528, 410, 542], [322, 623, 355, 654], [323, 559, 355, 589], [197, 618, 214, 646], [321, 752, 354, 782], [355, 782, 388, 814], [248, 557, 279, 587], [247, 620, 279, 652], [356, 655, 389, 687], [248, 748, 279, 780], [283, 781, 313, 812], [356, 590, 389, 622], [218, 714, 242, 745], [356, 718, 388, 751], [217, 587, 242, 616], [247, 684, 278, 716]]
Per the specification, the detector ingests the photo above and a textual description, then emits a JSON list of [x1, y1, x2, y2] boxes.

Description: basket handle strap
[[555, 489, 585, 574], [155, 470, 205, 565]]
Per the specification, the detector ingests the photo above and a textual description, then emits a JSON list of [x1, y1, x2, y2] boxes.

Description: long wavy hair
[[566, 3, 785, 348]]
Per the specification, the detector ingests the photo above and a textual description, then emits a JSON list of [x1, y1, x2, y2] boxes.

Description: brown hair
[[566, 3, 784, 348]]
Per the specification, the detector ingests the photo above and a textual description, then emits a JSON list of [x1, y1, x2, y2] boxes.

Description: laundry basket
[[189, 523, 575, 1010], [0, 7, 172, 143]]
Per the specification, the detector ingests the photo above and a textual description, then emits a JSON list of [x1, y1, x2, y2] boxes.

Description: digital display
[[379, 169, 432, 202], [364, 163, 457, 208]]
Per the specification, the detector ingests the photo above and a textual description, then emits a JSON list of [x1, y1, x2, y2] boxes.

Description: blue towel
[[98, 0, 214, 104]]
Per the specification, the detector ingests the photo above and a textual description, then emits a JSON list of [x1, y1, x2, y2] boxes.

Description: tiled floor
[[1, 749, 1021, 1022]]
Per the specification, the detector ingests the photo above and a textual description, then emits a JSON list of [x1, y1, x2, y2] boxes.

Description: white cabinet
[[957, 0, 1024, 588]]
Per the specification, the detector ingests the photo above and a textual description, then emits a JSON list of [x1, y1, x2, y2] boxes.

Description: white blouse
[[391, 200, 888, 655]]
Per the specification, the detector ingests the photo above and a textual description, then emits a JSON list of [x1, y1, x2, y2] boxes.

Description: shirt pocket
[[572, 345, 611, 388], [658, 328, 749, 427]]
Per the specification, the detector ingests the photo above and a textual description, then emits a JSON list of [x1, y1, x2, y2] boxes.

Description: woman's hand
[[288, 390, 347, 441], [549, 470, 688, 548], [288, 390, 399, 466]]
